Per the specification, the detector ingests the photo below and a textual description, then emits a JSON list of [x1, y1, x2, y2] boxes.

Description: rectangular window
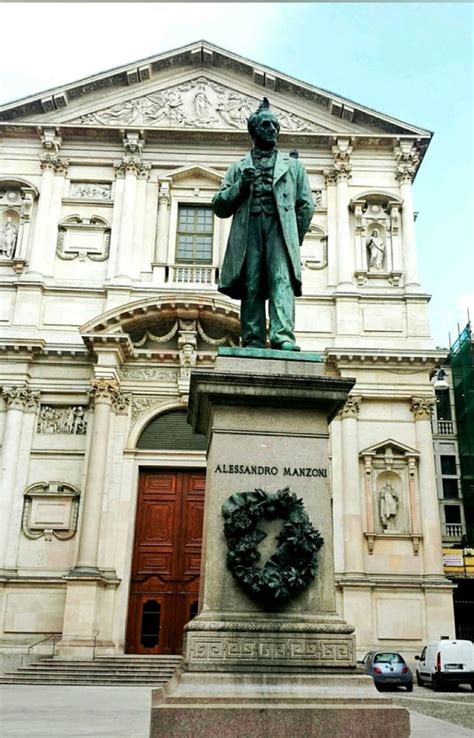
[[435, 390, 452, 420], [440, 455, 457, 475], [445, 506, 461, 524], [176, 205, 213, 263], [442, 478, 459, 499]]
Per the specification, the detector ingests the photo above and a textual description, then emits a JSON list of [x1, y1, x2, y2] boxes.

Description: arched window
[[136, 409, 207, 450]]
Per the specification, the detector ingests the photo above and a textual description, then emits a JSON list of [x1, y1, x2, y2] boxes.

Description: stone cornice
[[325, 349, 442, 367], [0, 41, 432, 138]]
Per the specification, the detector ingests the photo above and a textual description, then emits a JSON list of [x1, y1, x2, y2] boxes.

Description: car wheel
[[416, 671, 423, 687], [433, 676, 442, 692], [375, 684, 385, 692], [405, 683, 413, 693]]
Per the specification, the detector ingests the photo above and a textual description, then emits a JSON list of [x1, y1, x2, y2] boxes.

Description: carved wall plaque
[[37, 405, 88, 434], [22, 481, 80, 541]]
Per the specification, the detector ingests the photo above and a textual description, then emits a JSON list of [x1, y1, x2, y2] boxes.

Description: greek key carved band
[[188, 635, 354, 665]]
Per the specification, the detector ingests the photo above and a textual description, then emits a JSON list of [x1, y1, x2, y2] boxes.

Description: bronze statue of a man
[[212, 98, 314, 351]]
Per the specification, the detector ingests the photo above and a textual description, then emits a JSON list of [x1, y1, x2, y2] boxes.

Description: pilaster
[[113, 153, 151, 282], [410, 396, 445, 577], [339, 395, 365, 576], [0, 386, 40, 574], [395, 140, 420, 290]]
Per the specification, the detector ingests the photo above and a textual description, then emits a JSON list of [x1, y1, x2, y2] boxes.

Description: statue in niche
[[0, 217, 18, 257], [366, 228, 385, 271], [179, 339, 197, 380], [379, 481, 399, 530]]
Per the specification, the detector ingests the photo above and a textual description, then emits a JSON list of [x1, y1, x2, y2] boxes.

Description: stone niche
[[0, 182, 36, 271], [360, 439, 422, 554], [351, 192, 402, 286]]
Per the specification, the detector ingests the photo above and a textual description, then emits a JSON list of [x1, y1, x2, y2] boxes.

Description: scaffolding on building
[[450, 321, 474, 544]]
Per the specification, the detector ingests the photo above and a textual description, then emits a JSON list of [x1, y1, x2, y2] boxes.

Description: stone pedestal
[[150, 350, 410, 737]]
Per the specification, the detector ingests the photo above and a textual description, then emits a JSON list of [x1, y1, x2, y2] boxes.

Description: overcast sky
[[1, 2, 472, 349]]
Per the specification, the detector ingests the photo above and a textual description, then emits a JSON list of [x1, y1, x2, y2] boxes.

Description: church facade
[[0, 41, 454, 662]]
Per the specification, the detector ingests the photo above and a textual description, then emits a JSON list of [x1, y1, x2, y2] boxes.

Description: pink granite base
[[151, 704, 410, 738]]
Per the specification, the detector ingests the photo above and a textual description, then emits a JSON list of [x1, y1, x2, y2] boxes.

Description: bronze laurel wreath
[[222, 487, 324, 609]]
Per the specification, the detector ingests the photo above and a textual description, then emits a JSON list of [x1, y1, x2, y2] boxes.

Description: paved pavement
[[0, 684, 473, 737]]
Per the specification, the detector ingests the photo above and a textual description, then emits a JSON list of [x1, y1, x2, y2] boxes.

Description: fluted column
[[0, 386, 39, 572], [395, 141, 420, 289], [154, 180, 171, 264], [113, 156, 151, 281], [340, 395, 364, 576], [411, 396, 445, 577], [26, 154, 67, 277], [73, 379, 120, 573]]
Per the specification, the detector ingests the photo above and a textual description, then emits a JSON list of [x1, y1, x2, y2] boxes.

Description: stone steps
[[0, 655, 183, 686]]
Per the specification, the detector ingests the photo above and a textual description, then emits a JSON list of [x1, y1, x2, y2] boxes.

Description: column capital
[[394, 141, 419, 184], [89, 378, 120, 406], [1, 385, 40, 411], [339, 395, 362, 418], [410, 396, 435, 421], [113, 155, 151, 179], [39, 152, 69, 175], [324, 168, 338, 186]]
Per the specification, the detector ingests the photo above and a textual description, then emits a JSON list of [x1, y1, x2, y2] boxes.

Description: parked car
[[360, 651, 413, 691], [415, 639, 474, 691]]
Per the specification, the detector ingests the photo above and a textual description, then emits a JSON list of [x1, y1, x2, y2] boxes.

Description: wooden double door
[[126, 470, 205, 654]]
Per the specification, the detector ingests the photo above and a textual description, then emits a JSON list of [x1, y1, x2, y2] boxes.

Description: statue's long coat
[[212, 150, 315, 300]]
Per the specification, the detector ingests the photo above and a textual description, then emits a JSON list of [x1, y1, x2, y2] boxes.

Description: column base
[[151, 670, 410, 738]]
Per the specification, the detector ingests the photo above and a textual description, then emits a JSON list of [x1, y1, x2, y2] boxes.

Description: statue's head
[[247, 97, 280, 150]]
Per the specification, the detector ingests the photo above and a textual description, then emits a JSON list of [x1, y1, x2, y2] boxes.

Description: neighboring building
[[0, 41, 455, 664], [435, 323, 474, 641]]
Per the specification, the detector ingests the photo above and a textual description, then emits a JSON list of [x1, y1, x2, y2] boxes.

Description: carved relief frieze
[[69, 183, 111, 200], [69, 76, 328, 133], [37, 405, 88, 434], [121, 367, 178, 382], [22, 481, 80, 542], [56, 215, 110, 262]]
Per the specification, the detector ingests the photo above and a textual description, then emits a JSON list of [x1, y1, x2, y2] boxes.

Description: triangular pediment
[[360, 438, 420, 458], [0, 41, 431, 138]]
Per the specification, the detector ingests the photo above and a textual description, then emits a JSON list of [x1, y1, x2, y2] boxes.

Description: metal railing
[[27, 633, 60, 658]]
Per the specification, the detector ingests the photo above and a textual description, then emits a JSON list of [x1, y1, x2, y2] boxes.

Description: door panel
[[126, 470, 205, 654]]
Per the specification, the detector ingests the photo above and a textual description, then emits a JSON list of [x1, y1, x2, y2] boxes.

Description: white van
[[415, 639, 474, 690]]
